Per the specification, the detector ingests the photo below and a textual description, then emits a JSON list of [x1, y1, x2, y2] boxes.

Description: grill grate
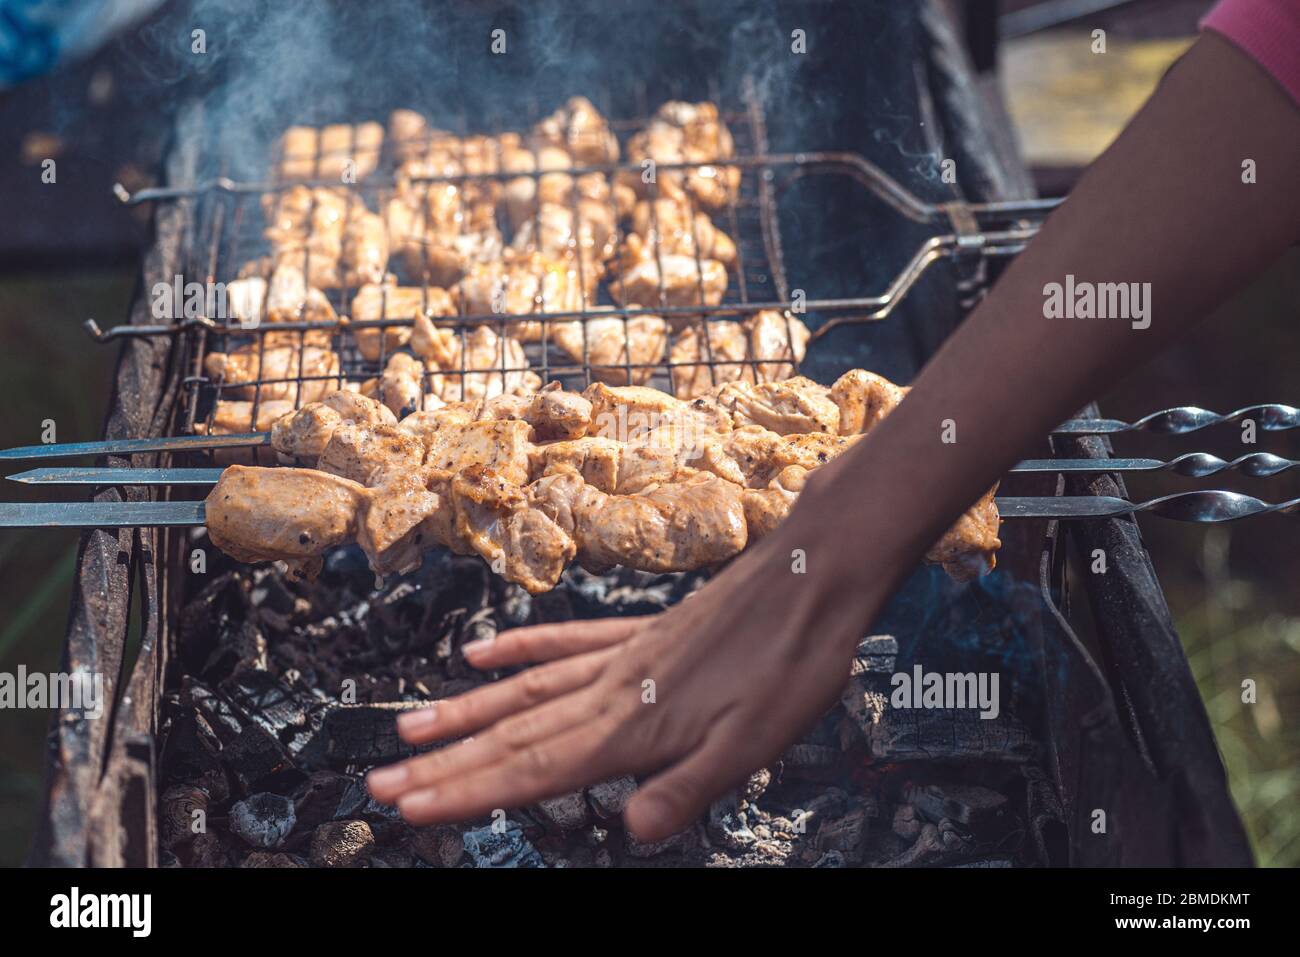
[[97, 88, 1056, 445]]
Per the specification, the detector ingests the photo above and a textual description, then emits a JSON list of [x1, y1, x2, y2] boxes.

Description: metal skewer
[[2, 492, 1300, 528], [2, 403, 1295, 462], [12, 450, 1300, 488]]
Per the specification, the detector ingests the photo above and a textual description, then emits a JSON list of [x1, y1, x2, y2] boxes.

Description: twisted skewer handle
[[1055, 404, 1300, 436]]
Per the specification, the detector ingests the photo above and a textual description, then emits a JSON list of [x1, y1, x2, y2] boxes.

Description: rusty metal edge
[[27, 103, 200, 868]]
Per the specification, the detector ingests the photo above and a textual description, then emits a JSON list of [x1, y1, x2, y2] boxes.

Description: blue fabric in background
[[0, 0, 164, 87]]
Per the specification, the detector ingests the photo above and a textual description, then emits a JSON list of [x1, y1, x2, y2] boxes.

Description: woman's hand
[[366, 508, 888, 841]]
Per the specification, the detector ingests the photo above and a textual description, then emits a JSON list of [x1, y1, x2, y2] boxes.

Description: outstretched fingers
[[463, 616, 651, 669]]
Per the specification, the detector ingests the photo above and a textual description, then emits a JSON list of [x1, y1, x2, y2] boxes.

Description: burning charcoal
[[202, 621, 268, 683], [241, 852, 304, 867], [178, 572, 252, 674], [707, 792, 756, 850], [293, 771, 366, 830], [196, 768, 231, 806], [301, 702, 428, 768], [159, 709, 224, 784], [816, 806, 867, 863], [221, 670, 309, 750], [849, 635, 898, 676], [743, 768, 772, 803], [183, 678, 244, 743], [879, 819, 971, 868], [587, 776, 636, 820], [180, 832, 229, 868], [903, 782, 1009, 835], [370, 845, 418, 868], [812, 850, 847, 868], [230, 793, 297, 848], [850, 700, 1035, 764], [534, 792, 591, 832], [498, 587, 532, 627], [310, 820, 375, 868], [780, 743, 840, 779], [462, 822, 544, 868], [221, 724, 301, 794], [892, 803, 922, 840], [625, 827, 695, 859], [411, 826, 464, 868], [160, 784, 210, 850]]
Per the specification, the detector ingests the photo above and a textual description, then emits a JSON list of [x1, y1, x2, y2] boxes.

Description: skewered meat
[[422, 419, 534, 485], [348, 282, 456, 361], [552, 314, 669, 385], [276, 122, 383, 182], [830, 368, 909, 435], [388, 152, 505, 285], [620, 101, 741, 210], [714, 376, 839, 435], [207, 465, 366, 580], [478, 384, 593, 441], [612, 241, 728, 309], [531, 96, 620, 166], [203, 342, 341, 403], [318, 421, 427, 487], [628, 198, 736, 267], [341, 207, 389, 287], [747, 309, 810, 381], [271, 391, 397, 460]]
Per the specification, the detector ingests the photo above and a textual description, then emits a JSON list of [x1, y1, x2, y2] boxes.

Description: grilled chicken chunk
[[203, 342, 341, 403], [620, 101, 741, 210], [628, 198, 736, 267], [714, 376, 840, 435], [740, 465, 810, 541], [361, 352, 434, 418], [410, 324, 540, 402], [319, 422, 427, 487], [532, 95, 620, 165], [454, 252, 593, 339], [670, 312, 811, 399], [528, 467, 748, 574], [206, 465, 366, 580], [925, 487, 1002, 581], [510, 200, 620, 274], [348, 282, 456, 361], [276, 122, 383, 182], [613, 241, 728, 309], [552, 314, 669, 385], [422, 419, 534, 485], [270, 391, 397, 459], [830, 368, 908, 435]]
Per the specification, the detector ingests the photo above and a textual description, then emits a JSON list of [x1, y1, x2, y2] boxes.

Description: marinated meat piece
[[270, 391, 397, 460], [510, 200, 620, 274], [318, 422, 427, 487], [480, 384, 592, 441], [422, 419, 533, 485], [714, 376, 840, 435], [583, 380, 729, 440], [452, 466, 576, 594], [348, 282, 456, 361], [740, 465, 810, 541], [454, 252, 592, 340], [612, 241, 728, 309], [412, 323, 539, 402], [341, 207, 389, 287], [620, 101, 740, 210], [747, 310, 810, 382], [529, 436, 624, 492], [925, 486, 1001, 581], [263, 263, 339, 325], [356, 470, 444, 576], [532, 96, 620, 165], [276, 122, 383, 182], [830, 368, 908, 435], [553, 314, 668, 386], [362, 352, 432, 417], [670, 312, 811, 400], [529, 467, 748, 574], [203, 342, 341, 403], [670, 320, 750, 397], [722, 425, 858, 488], [628, 198, 736, 267], [206, 465, 366, 580]]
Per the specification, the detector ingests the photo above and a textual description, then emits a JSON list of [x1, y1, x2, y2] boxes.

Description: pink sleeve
[[1201, 0, 1300, 106]]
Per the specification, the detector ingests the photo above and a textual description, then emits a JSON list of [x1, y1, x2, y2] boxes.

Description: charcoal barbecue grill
[[20, 0, 1253, 867]]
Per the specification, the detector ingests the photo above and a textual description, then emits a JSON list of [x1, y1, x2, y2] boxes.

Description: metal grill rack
[[94, 89, 1058, 448]]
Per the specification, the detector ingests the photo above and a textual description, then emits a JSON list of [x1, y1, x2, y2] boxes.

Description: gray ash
[[158, 544, 1036, 867]]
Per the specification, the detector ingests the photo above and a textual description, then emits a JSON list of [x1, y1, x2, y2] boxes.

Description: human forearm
[[790, 31, 1300, 611]]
